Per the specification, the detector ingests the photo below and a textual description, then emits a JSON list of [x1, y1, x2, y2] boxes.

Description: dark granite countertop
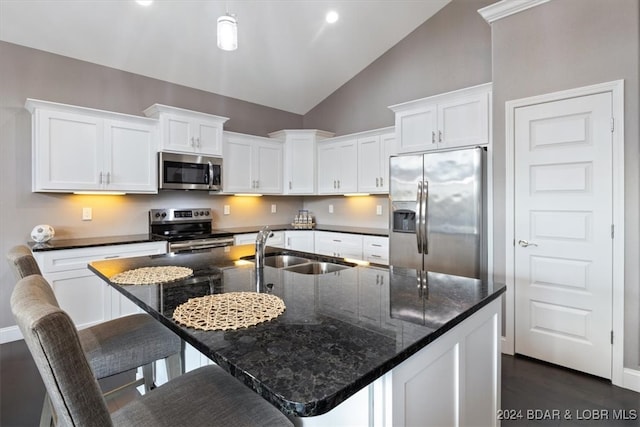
[[89, 245, 504, 418], [29, 234, 156, 252], [30, 225, 388, 252]]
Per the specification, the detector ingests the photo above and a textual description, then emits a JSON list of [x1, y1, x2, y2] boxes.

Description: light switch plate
[[224, 205, 230, 215], [82, 207, 92, 221], [271, 204, 277, 213], [376, 205, 383, 216], [329, 204, 334, 214]]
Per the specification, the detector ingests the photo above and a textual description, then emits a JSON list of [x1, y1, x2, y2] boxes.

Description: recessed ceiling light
[[326, 10, 339, 24], [136, 0, 153, 6]]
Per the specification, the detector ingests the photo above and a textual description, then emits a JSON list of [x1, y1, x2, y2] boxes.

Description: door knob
[[518, 239, 538, 247]]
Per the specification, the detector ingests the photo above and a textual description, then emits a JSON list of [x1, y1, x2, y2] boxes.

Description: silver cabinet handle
[[191, 137, 195, 147], [376, 177, 379, 187], [196, 137, 201, 148], [289, 181, 292, 190], [380, 177, 383, 187], [438, 130, 442, 142], [432, 131, 435, 143], [99, 171, 103, 184], [518, 239, 538, 247], [106, 172, 111, 184]]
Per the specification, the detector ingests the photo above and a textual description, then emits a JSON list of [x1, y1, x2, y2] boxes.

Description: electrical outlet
[[82, 207, 92, 221], [329, 204, 334, 214], [223, 205, 231, 215], [376, 205, 383, 216], [271, 204, 277, 214]]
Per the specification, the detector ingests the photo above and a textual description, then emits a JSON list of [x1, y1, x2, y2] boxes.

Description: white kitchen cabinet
[[32, 241, 167, 329], [143, 104, 228, 156], [224, 132, 283, 194], [26, 99, 158, 194], [284, 230, 314, 253], [268, 129, 334, 195], [357, 130, 397, 193], [314, 231, 363, 260], [390, 83, 491, 153], [362, 235, 389, 265], [233, 231, 285, 248], [317, 137, 358, 194]]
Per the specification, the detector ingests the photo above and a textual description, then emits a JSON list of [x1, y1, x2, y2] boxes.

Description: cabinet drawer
[[34, 241, 167, 273], [363, 236, 389, 265], [234, 231, 285, 248]]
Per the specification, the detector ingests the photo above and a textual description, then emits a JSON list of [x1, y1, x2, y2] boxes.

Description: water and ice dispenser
[[392, 209, 416, 233]]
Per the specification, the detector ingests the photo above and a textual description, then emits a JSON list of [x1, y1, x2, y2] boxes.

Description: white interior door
[[514, 92, 613, 379]]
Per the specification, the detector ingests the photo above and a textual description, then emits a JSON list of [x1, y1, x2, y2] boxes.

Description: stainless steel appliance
[[158, 152, 222, 191], [389, 146, 486, 280], [149, 208, 234, 252]]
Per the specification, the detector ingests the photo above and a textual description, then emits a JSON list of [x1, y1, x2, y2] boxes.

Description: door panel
[[514, 92, 613, 378]]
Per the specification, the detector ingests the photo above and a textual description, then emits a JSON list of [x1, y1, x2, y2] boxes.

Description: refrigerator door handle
[[422, 181, 429, 255], [416, 181, 424, 254]]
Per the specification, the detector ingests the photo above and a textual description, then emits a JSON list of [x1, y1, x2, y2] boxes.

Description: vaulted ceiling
[[0, 0, 451, 114]]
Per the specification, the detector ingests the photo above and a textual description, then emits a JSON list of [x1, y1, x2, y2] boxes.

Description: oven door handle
[[170, 238, 234, 251]]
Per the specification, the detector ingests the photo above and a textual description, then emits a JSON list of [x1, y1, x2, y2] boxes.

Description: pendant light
[[217, 13, 238, 51]]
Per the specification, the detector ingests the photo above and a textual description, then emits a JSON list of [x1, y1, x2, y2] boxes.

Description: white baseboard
[[0, 325, 23, 344], [622, 368, 640, 393]]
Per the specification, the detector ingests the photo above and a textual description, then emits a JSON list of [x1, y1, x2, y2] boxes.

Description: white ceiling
[[0, 0, 450, 114]]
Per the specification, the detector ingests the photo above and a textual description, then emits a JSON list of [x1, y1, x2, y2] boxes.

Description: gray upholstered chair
[[11, 274, 293, 427], [7, 245, 184, 425]]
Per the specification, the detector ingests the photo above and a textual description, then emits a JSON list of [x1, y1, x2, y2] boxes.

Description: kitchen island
[[89, 245, 504, 426]]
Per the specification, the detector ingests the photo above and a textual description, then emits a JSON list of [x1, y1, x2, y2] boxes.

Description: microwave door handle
[[207, 161, 214, 188]]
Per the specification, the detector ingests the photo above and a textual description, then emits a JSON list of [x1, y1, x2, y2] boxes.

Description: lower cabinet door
[[44, 270, 111, 330]]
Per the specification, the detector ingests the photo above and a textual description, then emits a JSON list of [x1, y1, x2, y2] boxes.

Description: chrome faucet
[[255, 226, 273, 292], [255, 226, 273, 269]]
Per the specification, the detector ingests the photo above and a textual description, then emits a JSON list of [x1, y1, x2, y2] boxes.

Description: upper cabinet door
[[104, 119, 157, 193], [144, 104, 228, 156], [396, 104, 438, 153], [437, 91, 490, 149], [33, 109, 103, 191], [224, 134, 255, 193], [164, 114, 194, 152], [196, 120, 224, 156], [357, 135, 383, 193], [255, 140, 283, 194]]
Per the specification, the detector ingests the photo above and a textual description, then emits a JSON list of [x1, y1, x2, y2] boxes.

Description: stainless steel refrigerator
[[389, 146, 486, 280]]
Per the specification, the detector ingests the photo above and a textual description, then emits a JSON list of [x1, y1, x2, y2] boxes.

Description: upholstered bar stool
[[11, 275, 293, 427], [6, 246, 184, 425]]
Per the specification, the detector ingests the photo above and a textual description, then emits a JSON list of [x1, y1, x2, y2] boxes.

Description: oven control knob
[[155, 212, 161, 218], [194, 211, 199, 217], [204, 211, 210, 216], [161, 212, 167, 218], [200, 211, 206, 216]]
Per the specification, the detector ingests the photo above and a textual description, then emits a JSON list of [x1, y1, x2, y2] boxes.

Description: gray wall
[[303, 0, 494, 135], [490, 0, 640, 369]]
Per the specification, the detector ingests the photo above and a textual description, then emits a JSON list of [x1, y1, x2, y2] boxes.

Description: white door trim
[[504, 80, 625, 387]]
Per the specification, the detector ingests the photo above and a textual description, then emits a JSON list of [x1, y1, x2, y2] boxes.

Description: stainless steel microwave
[[158, 152, 222, 191]]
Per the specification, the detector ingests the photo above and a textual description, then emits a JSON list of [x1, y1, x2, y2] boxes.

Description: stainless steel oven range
[[149, 208, 234, 252]]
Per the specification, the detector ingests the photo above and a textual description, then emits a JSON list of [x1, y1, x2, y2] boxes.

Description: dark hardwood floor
[[1, 339, 638, 426]]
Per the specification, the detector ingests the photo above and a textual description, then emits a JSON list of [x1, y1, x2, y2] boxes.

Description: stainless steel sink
[[263, 255, 312, 268], [284, 262, 349, 275]]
